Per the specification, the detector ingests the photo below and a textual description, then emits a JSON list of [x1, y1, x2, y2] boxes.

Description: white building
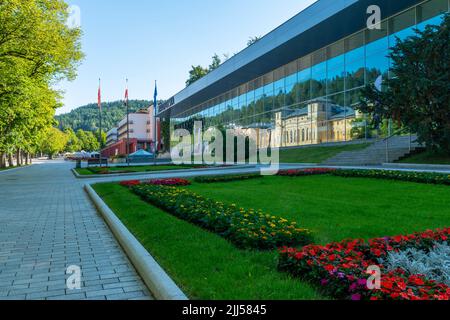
[[106, 128, 118, 146]]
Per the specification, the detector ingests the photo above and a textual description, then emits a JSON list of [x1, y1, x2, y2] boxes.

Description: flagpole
[[153, 80, 157, 166], [125, 78, 130, 167], [98, 78, 103, 167]]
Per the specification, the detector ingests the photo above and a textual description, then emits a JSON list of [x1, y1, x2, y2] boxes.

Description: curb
[[276, 163, 319, 166], [0, 164, 33, 175], [84, 184, 188, 301], [73, 165, 257, 179], [382, 163, 450, 171]]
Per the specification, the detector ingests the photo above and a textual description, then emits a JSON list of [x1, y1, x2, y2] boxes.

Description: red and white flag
[[124, 79, 129, 104], [97, 79, 102, 111]]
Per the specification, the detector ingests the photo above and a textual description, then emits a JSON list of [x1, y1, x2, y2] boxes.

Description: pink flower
[[351, 294, 362, 301]]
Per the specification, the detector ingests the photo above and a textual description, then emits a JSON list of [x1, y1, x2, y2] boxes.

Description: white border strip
[[73, 164, 256, 179], [84, 184, 188, 301]]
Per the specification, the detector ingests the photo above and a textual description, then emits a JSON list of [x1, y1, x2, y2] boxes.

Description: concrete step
[[323, 135, 421, 165]]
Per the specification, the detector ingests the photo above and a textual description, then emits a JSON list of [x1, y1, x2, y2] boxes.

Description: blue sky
[[57, 0, 318, 114]]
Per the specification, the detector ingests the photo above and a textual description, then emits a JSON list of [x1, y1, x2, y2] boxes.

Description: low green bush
[[332, 169, 450, 185], [194, 174, 263, 184]]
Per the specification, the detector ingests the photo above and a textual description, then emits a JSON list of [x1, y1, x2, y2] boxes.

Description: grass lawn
[[278, 143, 370, 163], [93, 175, 450, 299], [75, 164, 204, 175], [398, 150, 450, 165]]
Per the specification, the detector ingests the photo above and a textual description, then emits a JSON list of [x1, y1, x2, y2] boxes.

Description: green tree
[[76, 129, 99, 152], [39, 127, 68, 159], [185, 54, 228, 87], [208, 54, 222, 72], [0, 0, 83, 167], [56, 100, 152, 132], [64, 128, 81, 152], [358, 14, 450, 151], [186, 65, 209, 87]]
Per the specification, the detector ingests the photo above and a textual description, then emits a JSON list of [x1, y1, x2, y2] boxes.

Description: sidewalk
[[0, 161, 152, 300]]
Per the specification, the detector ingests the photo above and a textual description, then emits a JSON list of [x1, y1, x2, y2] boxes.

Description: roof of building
[[158, 0, 421, 117]]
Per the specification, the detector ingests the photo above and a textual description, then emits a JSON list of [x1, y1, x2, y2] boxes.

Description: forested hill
[[56, 100, 152, 132]]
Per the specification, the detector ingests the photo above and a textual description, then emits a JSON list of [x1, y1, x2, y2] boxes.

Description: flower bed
[[88, 167, 134, 175], [277, 168, 337, 177], [120, 180, 141, 187], [279, 228, 450, 300], [120, 178, 191, 187], [332, 169, 450, 185], [129, 184, 312, 250], [145, 178, 191, 186], [194, 173, 263, 184]]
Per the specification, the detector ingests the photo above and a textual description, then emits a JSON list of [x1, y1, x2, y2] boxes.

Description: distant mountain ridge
[[56, 100, 152, 132]]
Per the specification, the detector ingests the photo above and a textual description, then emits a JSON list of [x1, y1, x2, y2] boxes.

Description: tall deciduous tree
[[0, 0, 83, 167], [39, 127, 68, 159], [359, 14, 450, 151], [208, 54, 222, 72], [185, 65, 209, 87]]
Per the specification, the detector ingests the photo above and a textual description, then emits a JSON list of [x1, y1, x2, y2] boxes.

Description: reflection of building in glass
[[158, 0, 449, 148], [274, 99, 357, 147]]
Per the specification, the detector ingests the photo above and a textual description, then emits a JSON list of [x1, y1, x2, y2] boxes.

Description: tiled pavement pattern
[[0, 161, 152, 300]]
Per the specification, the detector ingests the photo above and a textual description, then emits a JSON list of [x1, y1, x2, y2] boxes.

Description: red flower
[[279, 227, 450, 301], [409, 275, 425, 286], [120, 180, 140, 187], [372, 249, 382, 257], [382, 280, 394, 290], [324, 265, 335, 272], [145, 178, 191, 186]]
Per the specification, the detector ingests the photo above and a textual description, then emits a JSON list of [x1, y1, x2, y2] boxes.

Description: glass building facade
[[162, 0, 449, 149]]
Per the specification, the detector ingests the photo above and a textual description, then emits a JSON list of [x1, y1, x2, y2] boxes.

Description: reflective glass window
[[263, 82, 274, 113], [297, 68, 311, 102], [389, 9, 416, 45], [285, 73, 298, 106], [327, 54, 345, 94], [274, 78, 285, 110], [366, 21, 388, 55], [366, 50, 389, 84], [417, 0, 448, 29], [346, 59, 365, 89], [311, 61, 327, 99]]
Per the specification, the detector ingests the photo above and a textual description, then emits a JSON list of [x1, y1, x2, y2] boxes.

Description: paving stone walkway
[[0, 161, 152, 300]]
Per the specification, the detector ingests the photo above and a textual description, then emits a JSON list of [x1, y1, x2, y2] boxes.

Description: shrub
[[120, 178, 191, 187], [88, 167, 109, 174], [88, 167, 135, 175], [279, 228, 450, 300], [130, 184, 313, 250], [145, 178, 191, 186], [277, 168, 337, 177], [194, 174, 263, 183], [332, 169, 450, 185], [381, 242, 450, 287]]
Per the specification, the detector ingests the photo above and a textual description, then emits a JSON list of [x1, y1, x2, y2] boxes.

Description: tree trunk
[[0, 153, 5, 168], [25, 153, 29, 165], [16, 149, 21, 167], [8, 153, 14, 167]]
